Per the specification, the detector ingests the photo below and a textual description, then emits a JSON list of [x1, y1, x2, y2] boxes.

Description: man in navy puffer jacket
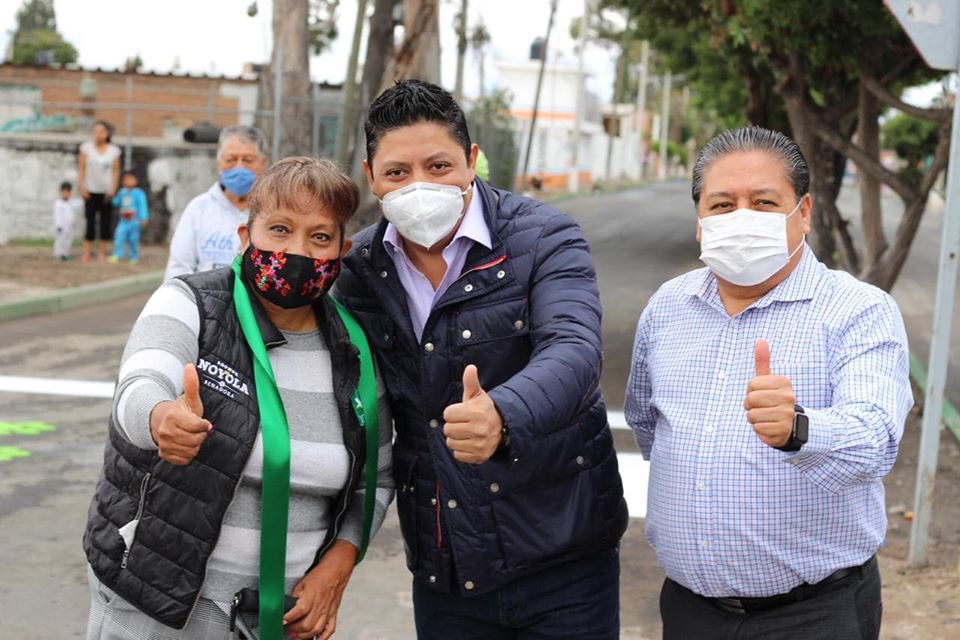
[[336, 80, 628, 638]]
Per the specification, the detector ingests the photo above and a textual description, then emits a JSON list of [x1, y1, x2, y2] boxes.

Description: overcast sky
[[0, 0, 618, 102]]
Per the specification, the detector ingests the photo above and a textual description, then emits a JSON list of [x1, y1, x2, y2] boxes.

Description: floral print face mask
[[241, 243, 341, 309]]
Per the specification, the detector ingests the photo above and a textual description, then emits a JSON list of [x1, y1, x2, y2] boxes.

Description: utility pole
[[658, 70, 671, 180], [335, 0, 369, 167], [635, 40, 649, 180], [569, 0, 590, 193], [519, 0, 558, 190]]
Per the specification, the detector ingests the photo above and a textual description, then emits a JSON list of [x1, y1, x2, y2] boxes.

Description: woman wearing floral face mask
[[84, 157, 394, 640]]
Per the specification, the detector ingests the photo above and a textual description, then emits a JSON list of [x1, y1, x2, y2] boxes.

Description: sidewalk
[[0, 243, 166, 321]]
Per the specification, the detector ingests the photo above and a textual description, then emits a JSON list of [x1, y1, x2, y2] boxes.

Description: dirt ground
[[1, 242, 959, 637]]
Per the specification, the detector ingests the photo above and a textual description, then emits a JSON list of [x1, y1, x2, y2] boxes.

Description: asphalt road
[[0, 179, 957, 639]]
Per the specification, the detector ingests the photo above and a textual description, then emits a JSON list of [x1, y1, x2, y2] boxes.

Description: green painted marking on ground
[[0, 446, 32, 461], [909, 352, 960, 445], [0, 421, 57, 436]]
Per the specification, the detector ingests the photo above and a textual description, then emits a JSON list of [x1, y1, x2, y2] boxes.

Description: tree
[[605, 0, 949, 292], [468, 88, 518, 188], [11, 0, 77, 66], [250, 0, 342, 158], [469, 19, 491, 100], [123, 53, 144, 73], [381, 0, 441, 89], [453, 0, 468, 102]]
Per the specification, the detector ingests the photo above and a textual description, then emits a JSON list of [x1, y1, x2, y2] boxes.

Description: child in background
[[109, 172, 149, 264], [53, 181, 77, 261]]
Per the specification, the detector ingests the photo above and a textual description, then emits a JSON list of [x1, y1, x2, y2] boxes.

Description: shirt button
[[717, 371, 727, 380], [464, 581, 475, 590], [514, 320, 524, 331], [429, 575, 437, 583], [496, 270, 506, 279], [424, 342, 435, 353], [489, 483, 500, 493], [464, 284, 474, 292], [379, 270, 388, 278], [461, 329, 472, 340], [429, 419, 439, 429], [448, 499, 458, 509], [700, 539, 710, 548], [696, 482, 706, 491], [705, 425, 715, 434]]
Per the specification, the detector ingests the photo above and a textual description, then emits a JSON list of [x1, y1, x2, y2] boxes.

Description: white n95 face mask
[[380, 182, 472, 249], [698, 200, 803, 286]]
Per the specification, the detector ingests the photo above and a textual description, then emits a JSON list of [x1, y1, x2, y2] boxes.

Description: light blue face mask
[[221, 166, 257, 197]]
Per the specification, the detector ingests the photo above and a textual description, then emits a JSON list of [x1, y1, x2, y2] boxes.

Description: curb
[[909, 352, 960, 446], [0, 270, 164, 323]]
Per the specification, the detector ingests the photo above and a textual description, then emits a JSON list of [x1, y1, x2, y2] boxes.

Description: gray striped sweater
[[112, 278, 394, 603]]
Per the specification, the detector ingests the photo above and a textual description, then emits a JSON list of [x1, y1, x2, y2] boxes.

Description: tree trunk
[[782, 91, 837, 266], [381, 0, 441, 90], [454, 0, 468, 102], [264, 0, 311, 159], [858, 81, 886, 271], [348, 0, 398, 232]]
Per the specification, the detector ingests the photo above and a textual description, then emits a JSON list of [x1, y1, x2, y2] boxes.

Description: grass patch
[[7, 238, 54, 248]]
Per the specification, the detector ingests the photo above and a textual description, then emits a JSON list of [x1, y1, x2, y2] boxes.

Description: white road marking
[[0, 374, 651, 516], [0, 375, 115, 398]]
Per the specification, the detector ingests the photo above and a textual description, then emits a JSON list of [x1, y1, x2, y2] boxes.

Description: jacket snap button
[[429, 575, 437, 583], [576, 455, 585, 465], [514, 320, 524, 330], [464, 284, 474, 292], [379, 270, 388, 278], [461, 329, 472, 340], [429, 419, 439, 428], [489, 483, 500, 493], [448, 499, 458, 509], [424, 342, 435, 353], [361, 248, 369, 257], [430, 497, 437, 505], [496, 270, 505, 279], [464, 581, 475, 590], [383, 333, 390, 342]]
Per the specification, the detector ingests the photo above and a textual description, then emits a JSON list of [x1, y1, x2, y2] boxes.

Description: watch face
[[794, 412, 809, 444]]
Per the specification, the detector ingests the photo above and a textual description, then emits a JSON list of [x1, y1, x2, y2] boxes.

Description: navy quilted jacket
[[336, 179, 627, 595]]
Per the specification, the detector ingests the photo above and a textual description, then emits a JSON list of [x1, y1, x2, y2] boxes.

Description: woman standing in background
[[77, 120, 121, 262]]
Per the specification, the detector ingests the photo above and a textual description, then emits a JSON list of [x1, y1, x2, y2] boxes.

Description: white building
[[496, 59, 647, 190]]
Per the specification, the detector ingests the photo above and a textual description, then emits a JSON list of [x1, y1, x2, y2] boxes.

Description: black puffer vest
[[83, 267, 367, 629]]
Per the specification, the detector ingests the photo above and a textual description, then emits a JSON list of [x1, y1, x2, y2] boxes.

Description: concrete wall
[[0, 134, 217, 245]]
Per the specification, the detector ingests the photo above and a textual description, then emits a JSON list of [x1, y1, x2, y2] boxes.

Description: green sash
[[230, 258, 378, 639]]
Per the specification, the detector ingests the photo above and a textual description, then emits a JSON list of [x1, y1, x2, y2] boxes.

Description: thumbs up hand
[[744, 340, 796, 449], [442, 365, 504, 464], [149, 363, 213, 465]]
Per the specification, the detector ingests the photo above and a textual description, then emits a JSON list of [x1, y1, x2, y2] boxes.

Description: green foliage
[[883, 113, 940, 188], [11, 28, 77, 65], [14, 0, 55, 31], [602, 0, 937, 130], [883, 113, 939, 164], [650, 139, 687, 167], [12, 0, 77, 65], [308, 0, 341, 54]]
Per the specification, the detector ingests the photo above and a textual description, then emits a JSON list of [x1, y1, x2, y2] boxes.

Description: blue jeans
[[412, 547, 620, 640], [113, 220, 141, 260]]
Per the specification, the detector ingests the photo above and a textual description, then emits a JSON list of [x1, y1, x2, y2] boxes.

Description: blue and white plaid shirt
[[625, 246, 912, 598]]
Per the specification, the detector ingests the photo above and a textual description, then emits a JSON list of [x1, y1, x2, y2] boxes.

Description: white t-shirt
[[79, 141, 121, 193], [52, 198, 76, 229], [164, 182, 249, 280]]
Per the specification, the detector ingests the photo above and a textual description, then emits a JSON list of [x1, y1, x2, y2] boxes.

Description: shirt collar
[[684, 242, 821, 308], [383, 182, 491, 254]]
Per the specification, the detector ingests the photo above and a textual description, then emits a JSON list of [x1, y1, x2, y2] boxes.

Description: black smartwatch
[[776, 405, 808, 452]]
